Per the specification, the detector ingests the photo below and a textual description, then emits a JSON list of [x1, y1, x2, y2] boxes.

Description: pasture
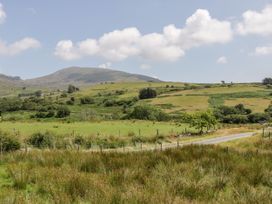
[[0, 120, 190, 140]]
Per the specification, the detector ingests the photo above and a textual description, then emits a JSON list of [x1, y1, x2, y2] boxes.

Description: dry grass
[[1, 143, 272, 203], [149, 95, 209, 113], [224, 98, 271, 112]]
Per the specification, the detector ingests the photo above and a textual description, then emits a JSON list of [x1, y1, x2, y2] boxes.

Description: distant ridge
[[24, 67, 160, 88]]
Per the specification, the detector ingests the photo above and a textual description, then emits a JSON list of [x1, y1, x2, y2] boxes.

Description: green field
[[0, 121, 189, 140]]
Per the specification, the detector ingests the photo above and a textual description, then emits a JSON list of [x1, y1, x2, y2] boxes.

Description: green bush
[[56, 106, 71, 118], [0, 131, 20, 152], [248, 113, 271, 123], [27, 132, 54, 148], [222, 114, 248, 124], [126, 105, 169, 121], [139, 88, 157, 100], [80, 97, 95, 105]]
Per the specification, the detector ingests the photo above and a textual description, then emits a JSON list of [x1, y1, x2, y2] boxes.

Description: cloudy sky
[[0, 0, 272, 82]]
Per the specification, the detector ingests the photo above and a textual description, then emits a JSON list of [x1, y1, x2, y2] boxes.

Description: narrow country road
[[94, 132, 256, 153], [158, 132, 255, 151]]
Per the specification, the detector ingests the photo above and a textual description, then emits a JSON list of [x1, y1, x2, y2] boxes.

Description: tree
[[262, 78, 272, 85], [56, 106, 70, 118], [139, 88, 157, 100], [190, 111, 218, 134]]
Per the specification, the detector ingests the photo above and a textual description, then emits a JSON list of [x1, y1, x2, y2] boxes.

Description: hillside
[[0, 74, 25, 96], [25, 67, 161, 88]]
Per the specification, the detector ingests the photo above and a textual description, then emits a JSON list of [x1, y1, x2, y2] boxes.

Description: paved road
[[96, 132, 256, 153], [162, 132, 255, 150]]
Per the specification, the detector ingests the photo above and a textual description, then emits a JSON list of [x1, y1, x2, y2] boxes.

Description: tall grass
[[0, 142, 272, 203]]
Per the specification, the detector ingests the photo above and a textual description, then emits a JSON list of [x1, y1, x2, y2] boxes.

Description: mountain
[[0, 74, 24, 96], [25, 67, 161, 88]]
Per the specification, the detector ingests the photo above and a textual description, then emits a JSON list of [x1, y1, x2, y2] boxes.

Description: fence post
[[160, 143, 163, 151], [0, 142, 2, 161], [177, 139, 179, 148], [140, 142, 143, 150], [99, 145, 103, 153], [24, 143, 28, 154]]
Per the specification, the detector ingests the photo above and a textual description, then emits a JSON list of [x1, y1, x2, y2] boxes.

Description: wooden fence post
[[0, 142, 2, 161], [25, 143, 28, 154]]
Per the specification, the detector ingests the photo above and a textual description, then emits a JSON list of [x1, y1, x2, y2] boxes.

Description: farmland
[[0, 80, 272, 203]]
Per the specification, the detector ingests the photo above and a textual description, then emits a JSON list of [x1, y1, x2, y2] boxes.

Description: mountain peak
[[25, 67, 161, 88]]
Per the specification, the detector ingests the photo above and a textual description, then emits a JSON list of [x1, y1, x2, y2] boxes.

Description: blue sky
[[0, 0, 272, 82]]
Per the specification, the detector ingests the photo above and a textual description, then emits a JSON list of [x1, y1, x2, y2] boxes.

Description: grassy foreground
[[0, 137, 272, 203]]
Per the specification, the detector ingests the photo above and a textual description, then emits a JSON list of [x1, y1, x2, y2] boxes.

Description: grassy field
[[0, 140, 272, 203], [224, 97, 271, 112], [74, 82, 271, 114], [163, 85, 264, 96], [149, 95, 209, 113], [0, 120, 190, 140]]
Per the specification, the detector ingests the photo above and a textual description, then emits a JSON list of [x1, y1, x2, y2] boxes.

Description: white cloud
[[0, 38, 41, 56], [178, 9, 233, 49], [55, 9, 233, 62], [139, 33, 184, 61], [217, 56, 228, 64], [0, 3, 6, 24], [0, 3, 41, 56], [98, 27, 140, 61], [237, 5, 272, 36], [98, 62, 112, 69], [140, 64, 151, 70], [254, 45, 272, 56]]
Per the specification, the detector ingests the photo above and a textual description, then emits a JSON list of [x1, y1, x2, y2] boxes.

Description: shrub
[[73, 135, 86, 146], [80, 97, 95, 105], [27, 132, 54, 148], [139, 88, 157, 100], [68, 84, 79, 94], [126, 105, 169, 121], [0, 131, 20, 152], [103, 99, 116, 107], [214, 104, 252, 124], [56, 106, 71, 118], [35, 110, 55, 118], [222, 114, 249, 124], [248, 113, 271, 123]]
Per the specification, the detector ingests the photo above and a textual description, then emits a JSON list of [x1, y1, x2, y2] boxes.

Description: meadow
[[0, 81, 271, 203], [0, 120, 190, 141], [0, 135, 271, 203]]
